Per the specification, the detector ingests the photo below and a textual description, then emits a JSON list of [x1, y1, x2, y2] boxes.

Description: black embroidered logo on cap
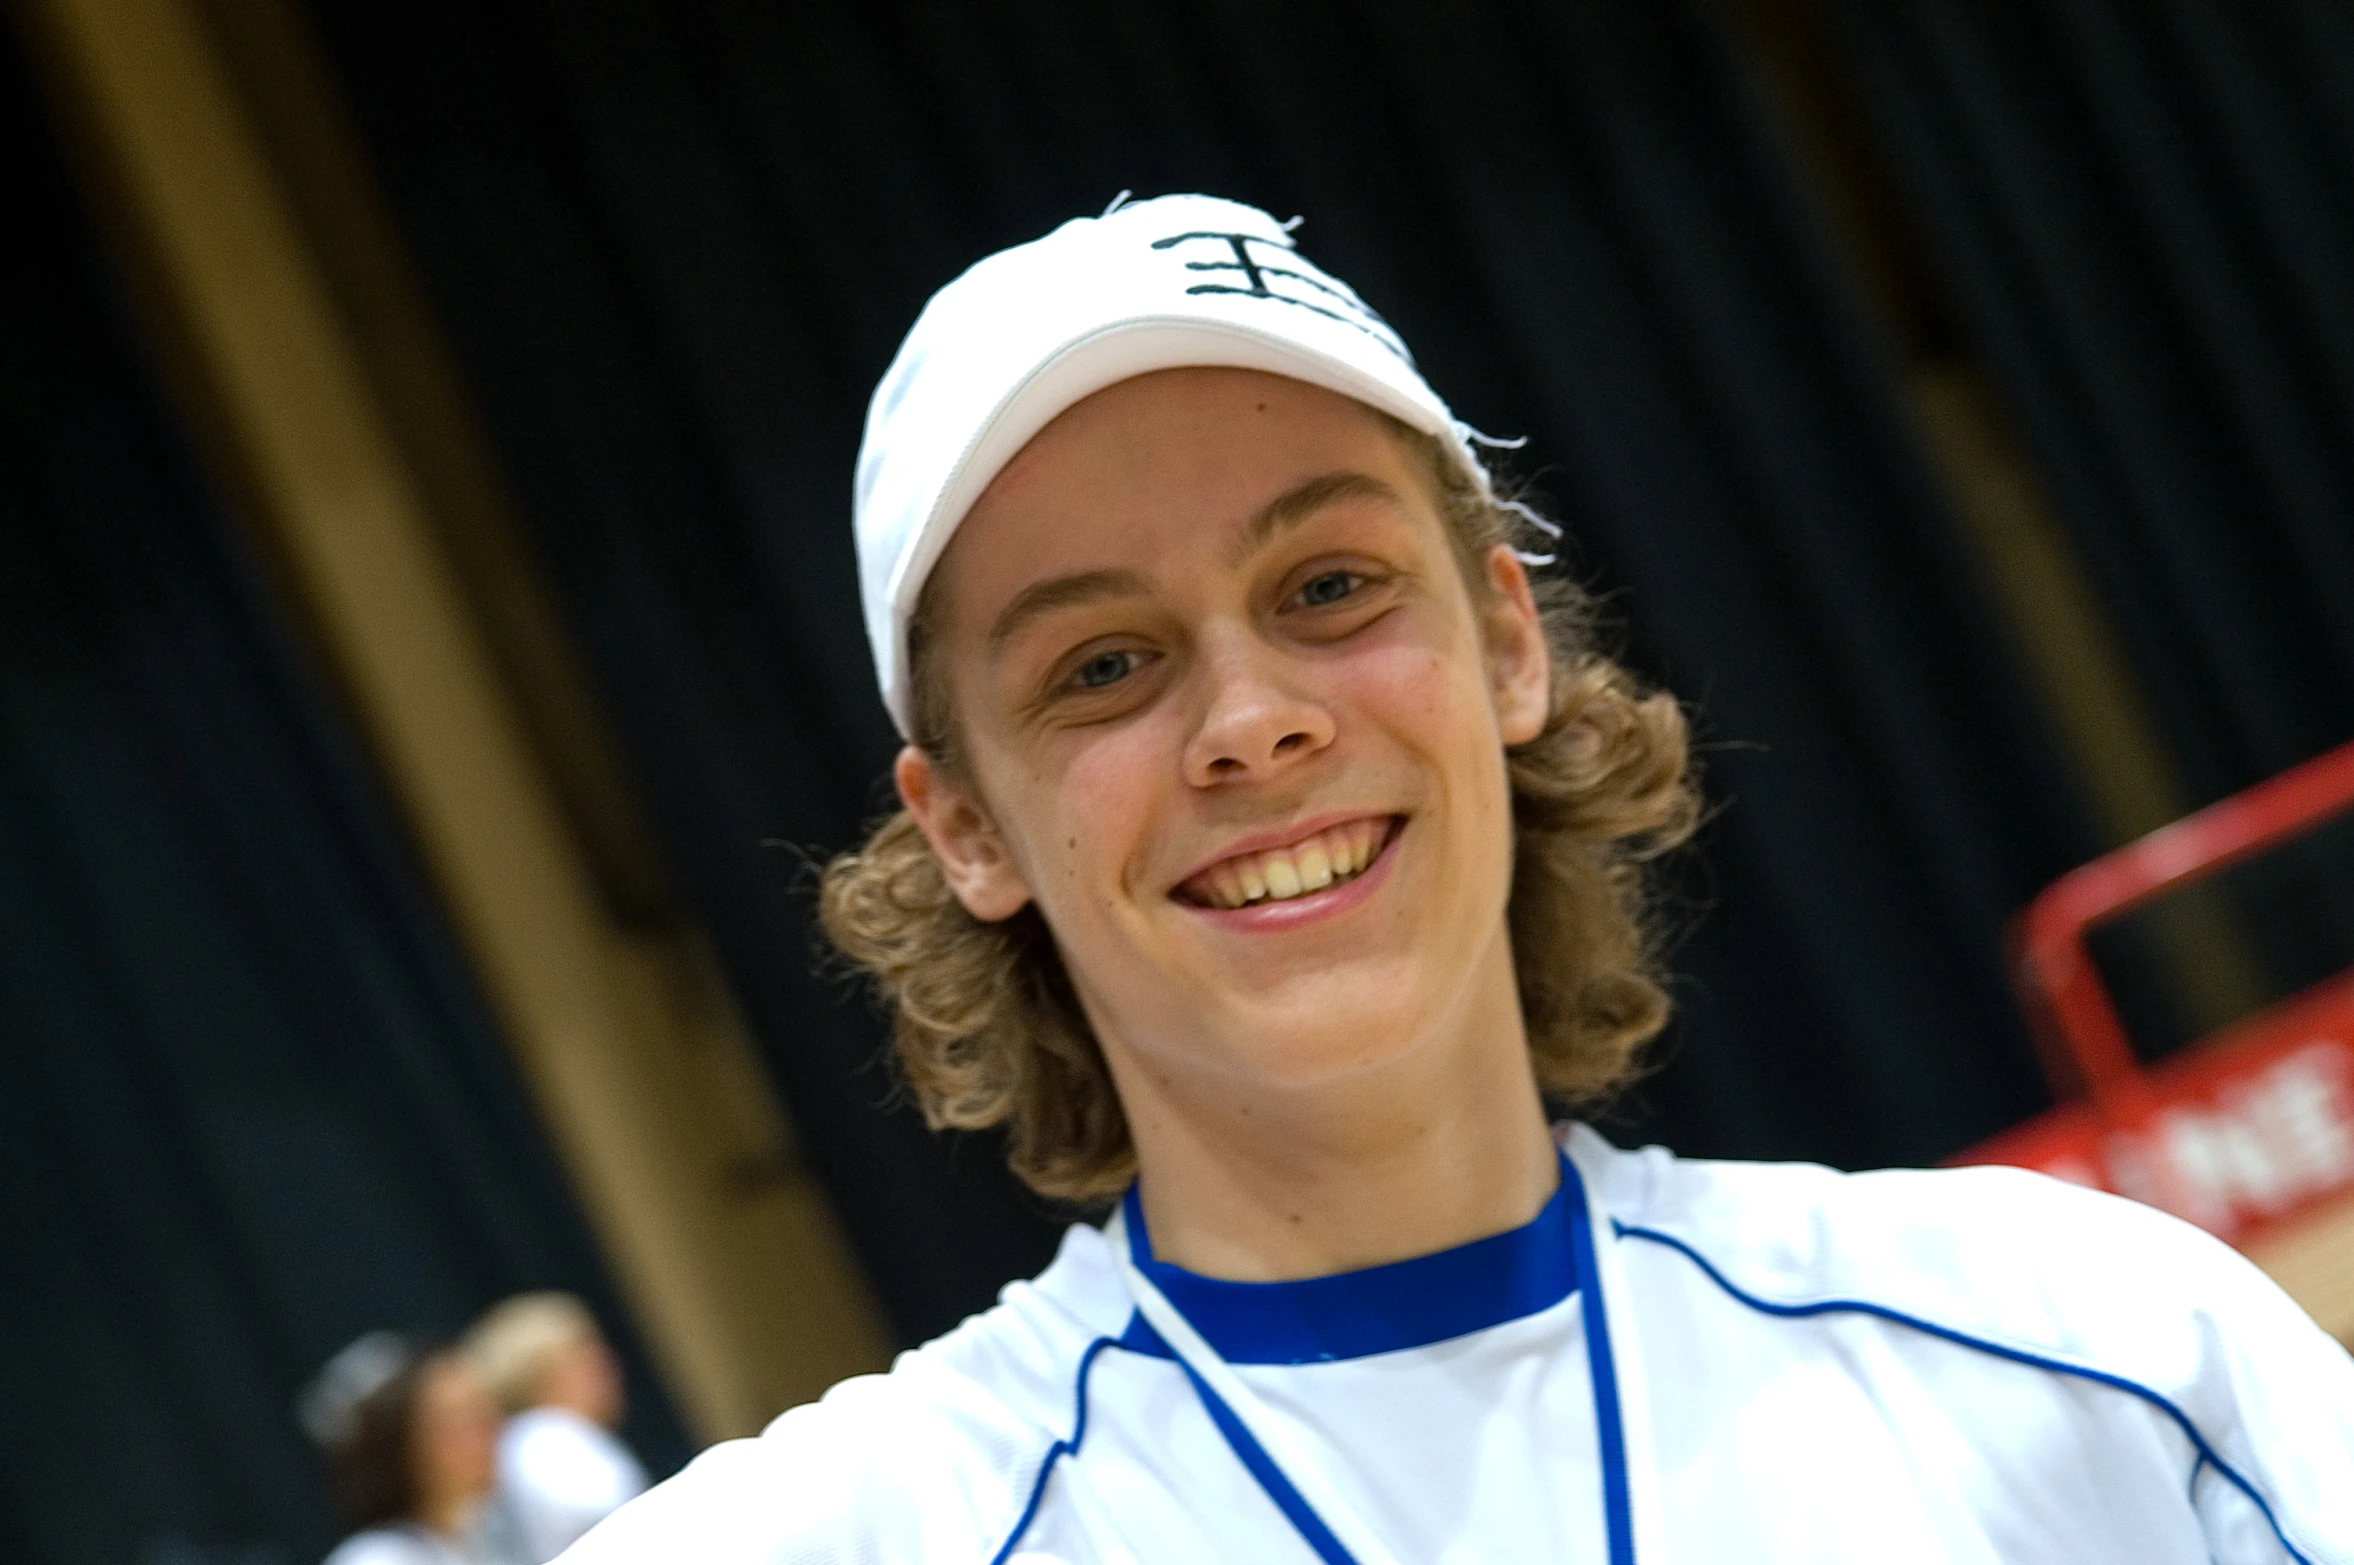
[[1150, 230, 1410, 363]]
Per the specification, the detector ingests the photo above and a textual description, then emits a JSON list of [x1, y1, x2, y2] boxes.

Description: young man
[[568, 194, 2353, 1563]]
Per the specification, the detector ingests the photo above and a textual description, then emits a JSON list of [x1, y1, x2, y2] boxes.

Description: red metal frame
[[2015, 738, 2354, 1112], [1982, 737, 2354, 1247]]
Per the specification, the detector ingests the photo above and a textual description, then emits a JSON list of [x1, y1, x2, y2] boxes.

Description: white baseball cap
[[853, 192, 1492, 738]]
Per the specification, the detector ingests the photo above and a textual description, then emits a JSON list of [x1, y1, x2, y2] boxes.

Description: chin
[[1211, 985, 1443, 1087]]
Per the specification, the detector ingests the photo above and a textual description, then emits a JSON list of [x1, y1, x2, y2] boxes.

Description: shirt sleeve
[[1654, 1154, 2354, 1562], [553, 1374, 1004, 1565], [2150, 1209, 2354, 1564], [501, 1412, 648, 1562], [1966, 1169, 2354, 1565]]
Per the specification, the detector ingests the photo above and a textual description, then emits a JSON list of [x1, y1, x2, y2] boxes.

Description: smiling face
[[897, 367, 1551, 1121]]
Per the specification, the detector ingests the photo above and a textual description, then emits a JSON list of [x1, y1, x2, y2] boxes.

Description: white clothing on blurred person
[[500, 1405, 648, 1563], [321, 1522, 503, 1565]]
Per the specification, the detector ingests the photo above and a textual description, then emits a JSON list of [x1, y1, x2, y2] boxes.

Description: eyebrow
[[984, 470, 1407, 653], [987, 568, 1151, 653], [1225, 470, 1405, 567]]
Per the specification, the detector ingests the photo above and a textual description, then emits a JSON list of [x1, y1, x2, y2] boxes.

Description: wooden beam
[[22, 0, 889, 1439]]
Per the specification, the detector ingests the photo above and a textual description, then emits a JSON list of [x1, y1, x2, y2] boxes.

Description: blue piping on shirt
[[984, 1329, 1361, 1565], [1166, 1353, 1363, 1565], [985, 1335, 1118, 1565], [1615, 1221, 2317, 1565], [998, 1154, 1630, 1565]]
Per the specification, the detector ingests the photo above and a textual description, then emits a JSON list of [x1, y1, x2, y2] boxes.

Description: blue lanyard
[[1165, 1152, 1637, 1564], [1563, 1153, 1639, 1565]]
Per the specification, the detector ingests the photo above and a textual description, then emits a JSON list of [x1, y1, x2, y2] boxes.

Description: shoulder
[[503, 1406, 594, 1458], [502, 1407, 645, 1507], [504, 1406, 633, 1467], [1576, 1129, 2354, 1555], [1577, 1128, 2354, 1496], [320, 1530, 446, 1565], [561, 1221, 1131, 1564], [1580, 1126, 2309, 1361]]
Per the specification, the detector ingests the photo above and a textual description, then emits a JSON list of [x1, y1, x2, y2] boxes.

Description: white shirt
[[499, 1406, 648, 1563], [323, 1524, 500, 1565], [563, 1127, 2354, 1563]]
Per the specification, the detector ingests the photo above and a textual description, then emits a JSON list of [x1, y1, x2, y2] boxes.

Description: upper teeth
[[1188, 820, 1389, 910]]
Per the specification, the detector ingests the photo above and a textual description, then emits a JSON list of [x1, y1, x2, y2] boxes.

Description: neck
[[1106, 939, 1558, 1281]]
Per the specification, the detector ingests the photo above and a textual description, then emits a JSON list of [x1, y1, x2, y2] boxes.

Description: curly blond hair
[[821, 425, 1699, 1202]]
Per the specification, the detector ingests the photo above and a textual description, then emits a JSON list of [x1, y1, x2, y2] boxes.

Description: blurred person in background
[[463, 1292, 646, 1563], [300, 1332, 518, 1565]]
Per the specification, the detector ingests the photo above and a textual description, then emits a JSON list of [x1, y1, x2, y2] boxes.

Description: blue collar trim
[[1118, 1163, 1576, 1364]]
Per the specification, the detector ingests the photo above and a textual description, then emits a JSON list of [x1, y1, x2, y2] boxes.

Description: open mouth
[[1176, 816, 1401, 911]]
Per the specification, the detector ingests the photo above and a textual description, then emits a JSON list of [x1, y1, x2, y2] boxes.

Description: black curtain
[[1837, 0, 2354, 806], [0, 28, 686, 1565], [295, 0, 2105, 1343]]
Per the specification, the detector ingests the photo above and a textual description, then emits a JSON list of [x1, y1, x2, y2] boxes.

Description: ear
[[895, 746, 1035, 922], [1479, 545, 1553, 747]]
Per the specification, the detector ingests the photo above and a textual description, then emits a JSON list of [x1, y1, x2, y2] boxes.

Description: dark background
[[0, 26, 689, 1565], [4, 1, 2350, 1561]]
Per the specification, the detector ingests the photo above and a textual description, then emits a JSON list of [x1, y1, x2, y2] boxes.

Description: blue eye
[[1073, 650, 1139, 689], [1298, 570, 1358, 607]]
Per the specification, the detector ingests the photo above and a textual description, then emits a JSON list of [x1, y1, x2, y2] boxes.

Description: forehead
[[994, 364, 1390, 478], [936, 367, 1420, 600]]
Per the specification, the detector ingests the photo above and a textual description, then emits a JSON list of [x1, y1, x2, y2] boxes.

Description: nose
[[1181, 633, 1336, 787]]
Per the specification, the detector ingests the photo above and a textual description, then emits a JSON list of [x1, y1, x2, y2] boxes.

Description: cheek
[[1024, 721, 1175, 907], [1338, 635, 1518, 874], [1337, 635, 1501, 750]]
